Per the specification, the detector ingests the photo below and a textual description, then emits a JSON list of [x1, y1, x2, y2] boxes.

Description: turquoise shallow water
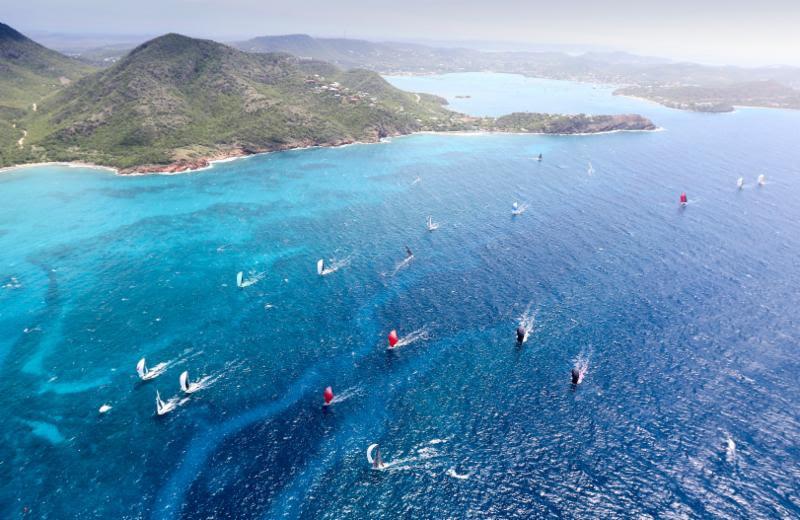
[[385, 72, 659, 116], [1, 73, 799, 518]]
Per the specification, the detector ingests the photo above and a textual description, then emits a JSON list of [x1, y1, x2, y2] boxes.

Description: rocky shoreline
[[116, 136, 382, 174], [2, 116, 659, 176]]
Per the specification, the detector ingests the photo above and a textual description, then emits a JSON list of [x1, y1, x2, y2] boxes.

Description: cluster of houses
[[304, 75, 379, 106]]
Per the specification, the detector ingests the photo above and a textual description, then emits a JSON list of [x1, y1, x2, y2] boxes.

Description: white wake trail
[[518, 304, 536, 343], [573, 348, 592, 384], [393, 327, 430, 349]]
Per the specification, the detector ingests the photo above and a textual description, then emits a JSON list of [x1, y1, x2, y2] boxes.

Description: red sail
[[680, 192, 688, 204], [388, 330, 399, 348], [324, 386, 334, 405]]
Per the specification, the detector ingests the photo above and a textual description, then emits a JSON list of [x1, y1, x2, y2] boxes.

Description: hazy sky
[[5, 0, 800, 66]]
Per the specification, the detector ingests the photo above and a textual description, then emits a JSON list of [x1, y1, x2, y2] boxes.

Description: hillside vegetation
[[235, 34, 800, 113], [0, 22, 94, 110], [5, 33, 457, 170], [1, 27, 656, 172]]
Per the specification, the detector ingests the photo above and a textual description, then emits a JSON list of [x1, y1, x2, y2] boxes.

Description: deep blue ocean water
[[1, 73, 799, 519]]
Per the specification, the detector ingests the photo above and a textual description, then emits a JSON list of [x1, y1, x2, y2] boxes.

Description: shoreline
[[387, 71, 800, 114], [0, 161, 119, 175], [415, 127, 663, 138], [0, 126, 660, 177]]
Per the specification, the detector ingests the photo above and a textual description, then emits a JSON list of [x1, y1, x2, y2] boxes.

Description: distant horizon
[[11, 26, 799, 71], [4, 0, 800, 68]]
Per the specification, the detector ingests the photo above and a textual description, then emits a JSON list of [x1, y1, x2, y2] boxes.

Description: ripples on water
[[0, 75, 799, 518]]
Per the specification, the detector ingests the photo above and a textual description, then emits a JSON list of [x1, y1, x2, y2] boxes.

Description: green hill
[[2, 29, 656, 172], [234, 34, 476, 74], [235, 34, 800, 111], [8, 33, 456, 171], [0, 22, 94, 110]]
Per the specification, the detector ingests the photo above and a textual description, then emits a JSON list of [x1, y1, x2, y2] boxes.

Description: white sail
[[156, 390, 176, 415], [317, 259, 324, 276], [179, 370, 208, 394], [587, 162, 594, 175], [136, 358, 147, 379], [156, 391, 166, 414], [138, 357, 167, 381], [426, 216, 439, 231], [366, 443, 379, 465], [236, 270, 264, 288], [758, 174, 766, 186], [726, 435, 737, 462], [737, 177, 744, 189]]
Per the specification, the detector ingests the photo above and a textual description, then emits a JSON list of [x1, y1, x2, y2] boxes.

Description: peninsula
[[0, 25, 656, 173], [234, 35, 800, 113]]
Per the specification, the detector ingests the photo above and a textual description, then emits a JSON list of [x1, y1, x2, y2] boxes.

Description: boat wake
[[180, 371, 213, 394], [137, 357, 169, 381], [446, 468, 473, 480], [392, 327, 430, 349], [390, 253, 414, 276], [328, 386, 361, 405], [725, 434, 737, 463], [155, 390, 188, 416], [317, 255, 352, 276], [236, 270, 265, 288], [376, 442, 445, 472], [573, 349, 591, 385], [518, 305, 536, 343]]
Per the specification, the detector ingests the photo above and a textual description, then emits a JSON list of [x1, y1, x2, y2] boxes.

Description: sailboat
[[136, 357, 167, 381], [535, 153, 543, 162], [179, 370, 205, 394], [367, 443, 386, 469], [426, 216, 439, 231], [737, 177, 744, 189], [155, 390, 176, 416], [236, 270, 263, 288], [512, 202, 527, 216], [587, 161, 595, 176], [317, 257, 347, 276], [680, 192, 688, 206], [758, 174, 766, 186]]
